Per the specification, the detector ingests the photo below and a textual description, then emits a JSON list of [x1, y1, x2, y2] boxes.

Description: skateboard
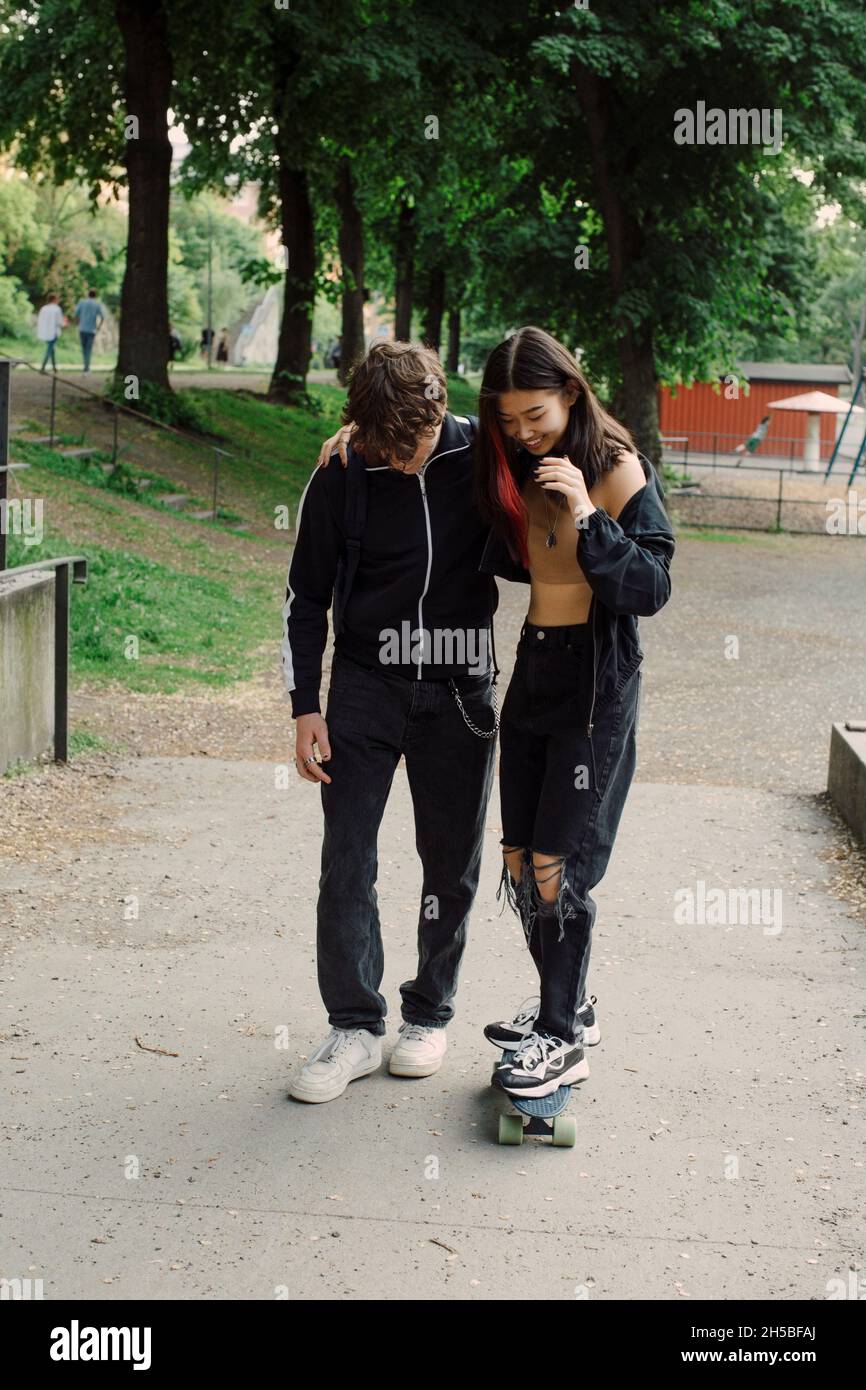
[[492, 1049, 577, 1147]]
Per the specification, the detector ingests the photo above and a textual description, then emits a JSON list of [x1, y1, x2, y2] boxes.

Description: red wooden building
[[658, 361, 852, 461]]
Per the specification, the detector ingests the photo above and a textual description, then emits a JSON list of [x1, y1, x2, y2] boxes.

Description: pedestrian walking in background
[[733, 415, 771, 464], [216, 327, 230, 366], [74, 289, 104, 372], [36, 292, 65, 373]]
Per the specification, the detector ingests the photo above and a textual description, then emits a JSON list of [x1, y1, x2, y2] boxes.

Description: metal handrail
[[0, 350, 236, 457], [0, 352, 235, 525], [665, 454, 865, 536]]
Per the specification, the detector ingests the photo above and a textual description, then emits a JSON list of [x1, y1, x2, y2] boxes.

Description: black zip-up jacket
[[282, 412, 496, 716], [477, 448, 675, 732]]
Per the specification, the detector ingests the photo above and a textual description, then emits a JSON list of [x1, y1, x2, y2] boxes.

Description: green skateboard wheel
[[552, 1114, 577, 1147], [498, 1113, 524, 1145]]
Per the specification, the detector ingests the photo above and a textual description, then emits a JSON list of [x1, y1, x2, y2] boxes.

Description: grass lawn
[[0, 332, 117, 374], [5, 524, 278, 693]]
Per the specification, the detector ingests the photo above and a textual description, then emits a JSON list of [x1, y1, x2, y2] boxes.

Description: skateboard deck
[[492, 1048, 577, 1146]]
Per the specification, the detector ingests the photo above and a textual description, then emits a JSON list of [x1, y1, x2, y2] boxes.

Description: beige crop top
[[523, 475, 593, 625]]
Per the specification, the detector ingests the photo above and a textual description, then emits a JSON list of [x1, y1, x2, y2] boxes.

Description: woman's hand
[[317, 422, 356, 470], [534, 455, 597, 528]]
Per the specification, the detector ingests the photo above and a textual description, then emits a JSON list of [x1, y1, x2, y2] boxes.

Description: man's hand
[[295, 713, 333, 783], [316, 423, 356, 470]]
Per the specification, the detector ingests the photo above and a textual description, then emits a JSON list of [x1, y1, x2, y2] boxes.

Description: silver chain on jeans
[[449, 679, 501, 739]]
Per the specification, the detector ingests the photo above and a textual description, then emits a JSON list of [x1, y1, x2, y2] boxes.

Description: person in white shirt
[[36, 294, 65, 373]]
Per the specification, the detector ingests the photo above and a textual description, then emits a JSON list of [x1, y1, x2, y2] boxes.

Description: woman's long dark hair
[[475, 326, 636, 567]]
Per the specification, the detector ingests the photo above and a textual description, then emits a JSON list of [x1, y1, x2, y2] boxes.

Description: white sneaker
[[289, 1027, 382, 1103], [388, 1022, 447, 1077]]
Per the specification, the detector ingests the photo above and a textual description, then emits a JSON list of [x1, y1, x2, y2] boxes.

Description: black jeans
[[498, 620, 642, 1045], [318, 651, 497, 1035]]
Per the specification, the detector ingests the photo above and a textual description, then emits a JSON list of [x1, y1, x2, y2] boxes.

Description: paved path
[[1, 758, 862, 1300]]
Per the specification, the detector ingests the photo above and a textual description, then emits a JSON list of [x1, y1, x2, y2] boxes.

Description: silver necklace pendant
[[546, 532, 557, 548]]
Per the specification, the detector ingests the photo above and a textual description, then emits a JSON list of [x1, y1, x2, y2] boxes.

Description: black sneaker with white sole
[[484, 994, 601, 1050], [483, 995, 540, 1050], [579, 995, 601, 1047], [494, 1031, 590, 1098]]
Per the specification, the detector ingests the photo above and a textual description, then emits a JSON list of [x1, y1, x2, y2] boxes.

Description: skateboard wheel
[[498, 1113, 524, 1145], [552, 1115, 577, 1147]]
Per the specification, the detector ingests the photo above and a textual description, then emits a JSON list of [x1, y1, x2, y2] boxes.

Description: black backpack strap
[[452, 412, 478, 441], [333, 449, 368, 635], [453, 412, 500, 681], [487, 575, 500, 681]]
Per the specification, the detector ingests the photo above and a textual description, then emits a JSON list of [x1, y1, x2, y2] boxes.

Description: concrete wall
[[828, 722, 866, 846], [0, 570, 55, 774]]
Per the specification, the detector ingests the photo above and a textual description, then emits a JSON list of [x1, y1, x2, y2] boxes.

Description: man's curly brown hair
[[344, 340, 447, 466]]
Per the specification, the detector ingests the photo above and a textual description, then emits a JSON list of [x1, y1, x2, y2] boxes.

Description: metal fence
[[661, 433, 865, 537], [662, 429, 865, 474], [0, 351, 236, 535]]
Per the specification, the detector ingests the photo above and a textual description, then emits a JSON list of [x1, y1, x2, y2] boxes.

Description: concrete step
[[828, 720, 866, 844], [160, 494, 190, 507], [58, 447, 97, 459], [189, 509, 216, 521]]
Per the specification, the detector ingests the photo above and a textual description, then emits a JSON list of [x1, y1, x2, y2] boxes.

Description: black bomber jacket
[[281, 412, 494, 716], [477, 448, 675, 733]]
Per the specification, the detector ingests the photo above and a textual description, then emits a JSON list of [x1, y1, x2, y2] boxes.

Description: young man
[[282, 341, 499, 1103], [73, 289, 104, 372]]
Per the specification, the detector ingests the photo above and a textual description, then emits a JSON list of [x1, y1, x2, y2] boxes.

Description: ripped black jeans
[[497, 620, 642, 1045]]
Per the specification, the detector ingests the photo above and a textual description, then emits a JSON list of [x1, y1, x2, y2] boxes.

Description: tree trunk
[[269, 162, 315, 404], [616, 327, 659, 461], [335, 156, 366, 386], [421, 266, 445, 353], [394, 201, 415, 341], [572, 62, 660, 463], [114, 0, 172, 393], [446, 307, 460, 373]]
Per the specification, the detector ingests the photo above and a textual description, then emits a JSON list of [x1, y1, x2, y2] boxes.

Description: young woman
[[475, 326, 674, 1098]]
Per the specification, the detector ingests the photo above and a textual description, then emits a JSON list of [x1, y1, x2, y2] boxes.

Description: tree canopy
[[1, 0, 865, 450]]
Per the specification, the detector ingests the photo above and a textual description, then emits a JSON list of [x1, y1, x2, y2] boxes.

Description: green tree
[[0, 176, 46, 332], [0, 0, 239, 393], [453, 0, 866, 459], [530, 0, 866, 455], [168, 193, 267, 350]]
